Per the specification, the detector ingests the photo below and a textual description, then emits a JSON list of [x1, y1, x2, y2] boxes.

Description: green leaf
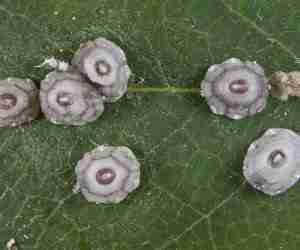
[[1, 0, 300, 249]]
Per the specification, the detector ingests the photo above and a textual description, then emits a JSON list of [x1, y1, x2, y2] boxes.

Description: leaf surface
[[0, 0, 300, 249]]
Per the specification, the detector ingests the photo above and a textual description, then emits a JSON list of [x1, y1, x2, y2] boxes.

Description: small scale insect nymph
[[269, 71, 300, 101]]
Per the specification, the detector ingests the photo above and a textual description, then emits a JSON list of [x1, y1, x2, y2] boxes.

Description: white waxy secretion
[[74, 145, 140, 204], [40, 71, 104, 126], [6, 238, 17, 250], [201, 58, 269, 120], [0, 78, 39, 127], [243, 128, 300, 196], [72, 37, 131, 102]]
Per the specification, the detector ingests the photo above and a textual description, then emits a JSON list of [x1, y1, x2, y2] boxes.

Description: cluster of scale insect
[[2, 38, 300, 206], [39, 37, 131, 125], [0, 38, 140, 204], [0, 37, 131, 127]]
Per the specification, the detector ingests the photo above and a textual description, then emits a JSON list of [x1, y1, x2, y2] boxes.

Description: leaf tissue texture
[[0, 0, 300, 249]]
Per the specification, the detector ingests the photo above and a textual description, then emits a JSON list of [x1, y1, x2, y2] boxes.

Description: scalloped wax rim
[[74, 145, 141, 204], [0, 78, 40, 127], [243, 128, 300, 196], [72, 37, 131, 103], [201, 58, 269, 120], [40, 71, 105, 126]]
